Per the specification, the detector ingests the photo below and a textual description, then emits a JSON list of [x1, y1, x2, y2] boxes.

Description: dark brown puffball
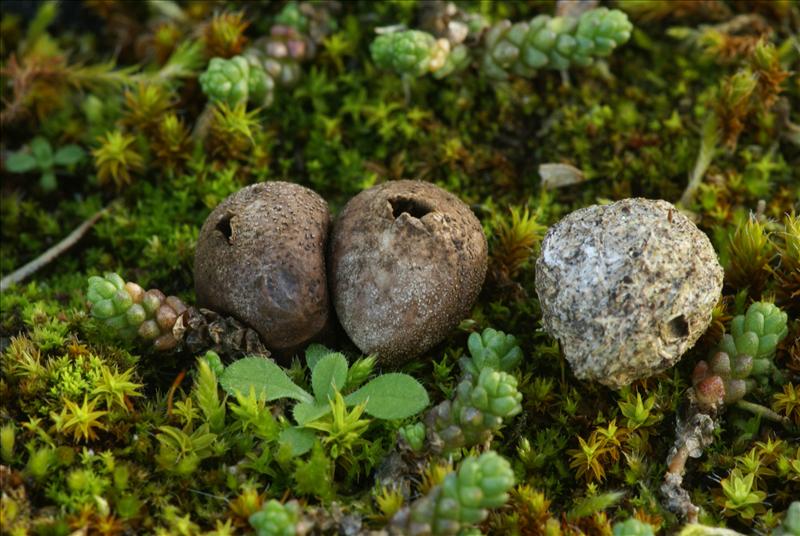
[[194, 182, 331, 352], [330, 180, 488, 365]]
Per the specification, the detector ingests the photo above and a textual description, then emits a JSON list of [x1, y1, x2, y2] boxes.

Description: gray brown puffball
[[535, 198, 723, 389], [329, 180, 488, 365], [194, 182, 331, 352]]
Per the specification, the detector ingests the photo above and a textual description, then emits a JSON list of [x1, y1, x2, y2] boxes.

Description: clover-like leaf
[[293, 401, 332, 426], [53, 144, 86, 167], [311, 353, 348, 403], [345, 373, 429, 420], [279, 426, 316, 456], [219, 357, 313, 403], [5, 151, 38, 173], [30, 137, 54, 168], [306, 343, 334, 371]]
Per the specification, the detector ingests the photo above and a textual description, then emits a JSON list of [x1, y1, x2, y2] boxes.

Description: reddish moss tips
[[194, 182, 331, 353], [329, 180, 488, 366]]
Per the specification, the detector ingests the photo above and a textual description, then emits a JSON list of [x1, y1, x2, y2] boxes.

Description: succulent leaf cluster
[[612, 518, 656, 536], [482, 7, 633, 79], [425, 328, 523, 455], [369, 29, 451, 78], [692, 302, 788, 409], [199, 55, 273, 108], [720, 302, 788, 370], [87, 272, 187, 351], [427, 367, 522, 453], [198, 2, 334, 108], [390, 451, 514, 535], [462, 327, 523, 376], [249, 499, 300, 536], [371, 7, 632, 80]]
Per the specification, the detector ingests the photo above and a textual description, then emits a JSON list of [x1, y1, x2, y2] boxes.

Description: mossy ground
[[1, 1, 798, 535]]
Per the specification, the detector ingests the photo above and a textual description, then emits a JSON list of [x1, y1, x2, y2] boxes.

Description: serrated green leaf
[[311, 353, 348, 402], [293, 401, 331, 426], [345, 373, 429, 420], [278, 427, 316, 456], [5, 151, 38, 173], [305, 343, 335, 370], [219, 357, 313, 403], [53, 144, 86, 166]]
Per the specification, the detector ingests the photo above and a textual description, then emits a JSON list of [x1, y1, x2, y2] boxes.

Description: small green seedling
[[219, 345, 429, 455], [5, 136, 86, 191]]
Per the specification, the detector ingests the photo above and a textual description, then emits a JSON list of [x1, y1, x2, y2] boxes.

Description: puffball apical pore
[[535, 198, 723, 388], [330, 180, 488, 365], [194, 182, 331, 353]]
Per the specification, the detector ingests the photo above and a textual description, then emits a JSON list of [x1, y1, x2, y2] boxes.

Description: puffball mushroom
[[330, 180, 488, 365], [535, 198, 723, 389], [194, 182, 331, 353]]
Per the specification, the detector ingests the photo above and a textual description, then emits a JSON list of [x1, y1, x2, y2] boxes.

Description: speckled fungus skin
[[535, 198, 723, 389], [194, 182, 331, 353], [330, 180, 488, 365]]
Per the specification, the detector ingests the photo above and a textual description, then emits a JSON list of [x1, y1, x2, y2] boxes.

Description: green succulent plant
[[612, 518, 656, 536], [462, 327, 523, 376], [249, 499, 300, 536], [199, 55, 273, 108], [370, 30, 443, 78], [481, 7, 633, 79], [427, 366, 522, 454], [273, 1, 308, 33], [692, 301, 788, 408], [86, 272, 187, 351], [399, 422, 426, 452], [5, 0, 800, 533], [198, 1, 335, 108], [719, 301, 788, 377], [370, 7, 632, 81], [410, 327, 524, 455], [391, 451, 514, 535]]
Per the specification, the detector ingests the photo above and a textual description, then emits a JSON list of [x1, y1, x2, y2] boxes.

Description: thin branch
[[0, 204, 111, 292], [661, 391, 719, 524], [735, 399, 790, 425]]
